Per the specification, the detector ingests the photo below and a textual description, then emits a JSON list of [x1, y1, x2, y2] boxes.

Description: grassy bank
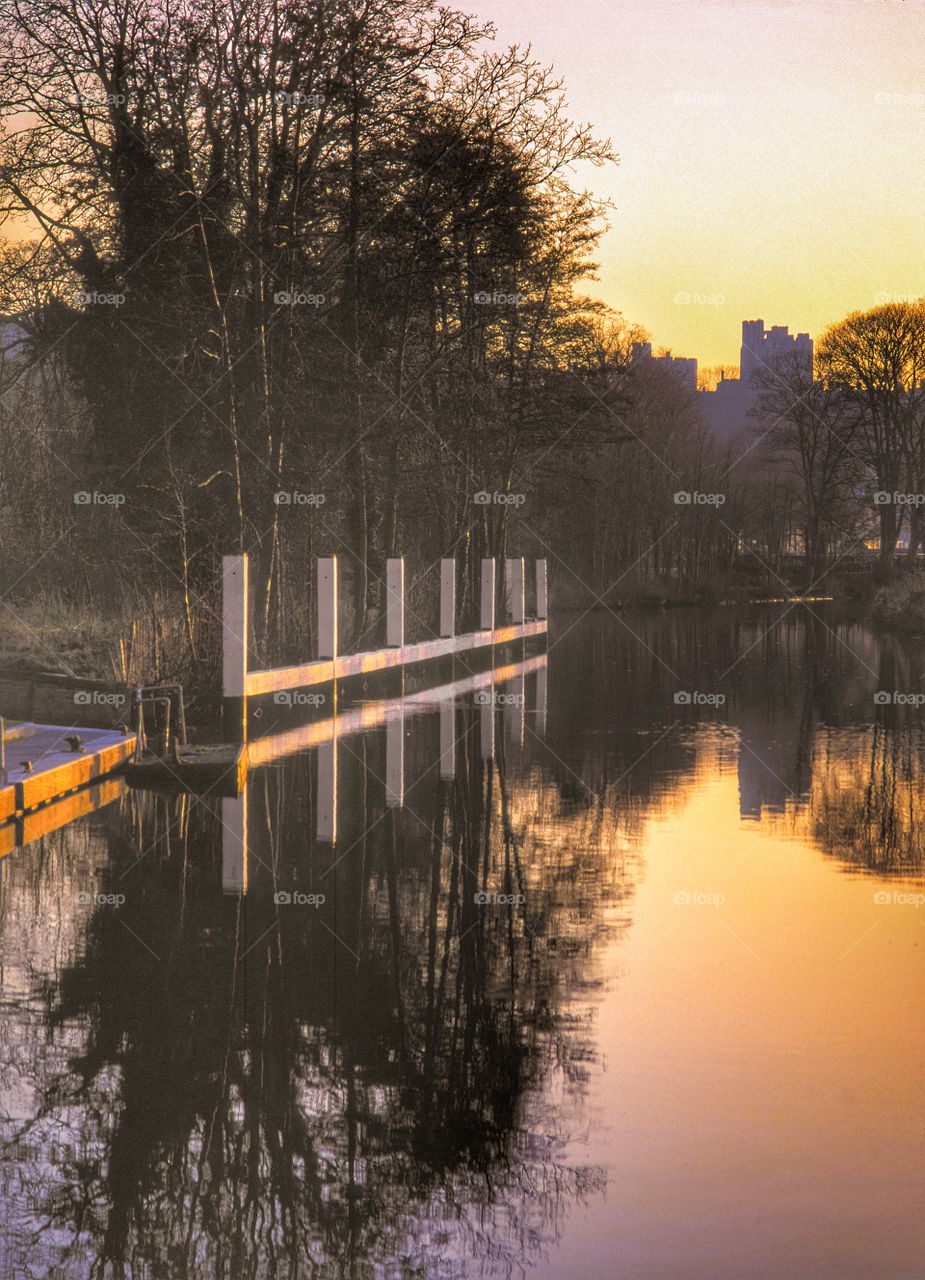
[[0, 590, 210, 689], [868, 574, 925, 634], [552, 564, 839, 610], [0, 593, 124, 679]]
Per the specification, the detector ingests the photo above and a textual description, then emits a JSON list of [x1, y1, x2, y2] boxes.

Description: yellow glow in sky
[[464, 0, 925, 366]]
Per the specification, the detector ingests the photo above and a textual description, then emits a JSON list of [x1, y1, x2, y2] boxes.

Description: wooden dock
[[0, 723, 136, 832], [124, 742, 247, 795]]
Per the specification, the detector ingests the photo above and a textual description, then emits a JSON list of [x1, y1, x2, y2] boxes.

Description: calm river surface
[[0, 605, 923, 1278]]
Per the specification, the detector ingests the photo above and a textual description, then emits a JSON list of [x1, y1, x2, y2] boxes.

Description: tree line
[[0, 0, 923, 684], [0, 0, 620, 670]]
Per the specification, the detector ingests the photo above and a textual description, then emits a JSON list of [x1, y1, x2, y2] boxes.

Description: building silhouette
[[740, 320, 813, 383], [699, 319, 813, 442], [0, 315, 28, 362], [631, 341, 698, 393]]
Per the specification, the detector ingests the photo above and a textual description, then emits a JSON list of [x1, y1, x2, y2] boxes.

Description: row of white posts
[[223, 554, 548, 704]]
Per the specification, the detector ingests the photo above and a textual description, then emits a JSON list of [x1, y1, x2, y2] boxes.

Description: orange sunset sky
[[465, 0, 925, 367]]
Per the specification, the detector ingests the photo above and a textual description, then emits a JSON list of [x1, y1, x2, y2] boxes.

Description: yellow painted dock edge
[[0, 735, 136, 823], [0, 777, 129, 859]]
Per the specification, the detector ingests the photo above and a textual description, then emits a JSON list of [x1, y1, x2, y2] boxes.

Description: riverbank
[[866, 573, 925, 635], [2, 565, 921, 689], [550, 562, 925, 640], [552, 562, 886, 612], [0, 591, 203, 687], [0, 594, 123, 680]]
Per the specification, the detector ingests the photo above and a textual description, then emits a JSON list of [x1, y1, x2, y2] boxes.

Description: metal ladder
[[133, 684, 188, 762]]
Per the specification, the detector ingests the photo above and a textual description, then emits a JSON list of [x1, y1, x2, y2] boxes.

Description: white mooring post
[[440, 559, 456, 638], [222, 554, 249, 743], [221, 791, 248, 894], [480, 558, 496, 632], [222, 554, 249, 698], [386, 557, 404, 647], [505, 557, 525, 624], [317, 556, 338, 659], [536, 558, 548, 620]]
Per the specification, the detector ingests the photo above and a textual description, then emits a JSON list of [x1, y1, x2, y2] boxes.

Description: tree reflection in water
[[2, 606, 925, 1277], [790, 722, 925, 874], [0, 694, 639, 1278]]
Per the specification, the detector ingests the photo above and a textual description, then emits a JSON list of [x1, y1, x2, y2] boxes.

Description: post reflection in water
[[0, 608, 924, 1279], [219, 652, 549, 898], [221, 792, 247, 896], [439, 697, 455, 781], [316, 739, 336, 845], [385, 703, 404, 809]]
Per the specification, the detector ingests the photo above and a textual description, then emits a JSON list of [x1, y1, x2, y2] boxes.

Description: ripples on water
[[0, 605, 922, 1278]]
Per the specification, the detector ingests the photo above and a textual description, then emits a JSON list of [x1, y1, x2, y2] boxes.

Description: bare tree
[[816, 302, 925, 566], [754, 352, 864, 580]]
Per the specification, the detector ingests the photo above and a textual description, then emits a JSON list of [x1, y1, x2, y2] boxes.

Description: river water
[[0, 604, 922, 1278]]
